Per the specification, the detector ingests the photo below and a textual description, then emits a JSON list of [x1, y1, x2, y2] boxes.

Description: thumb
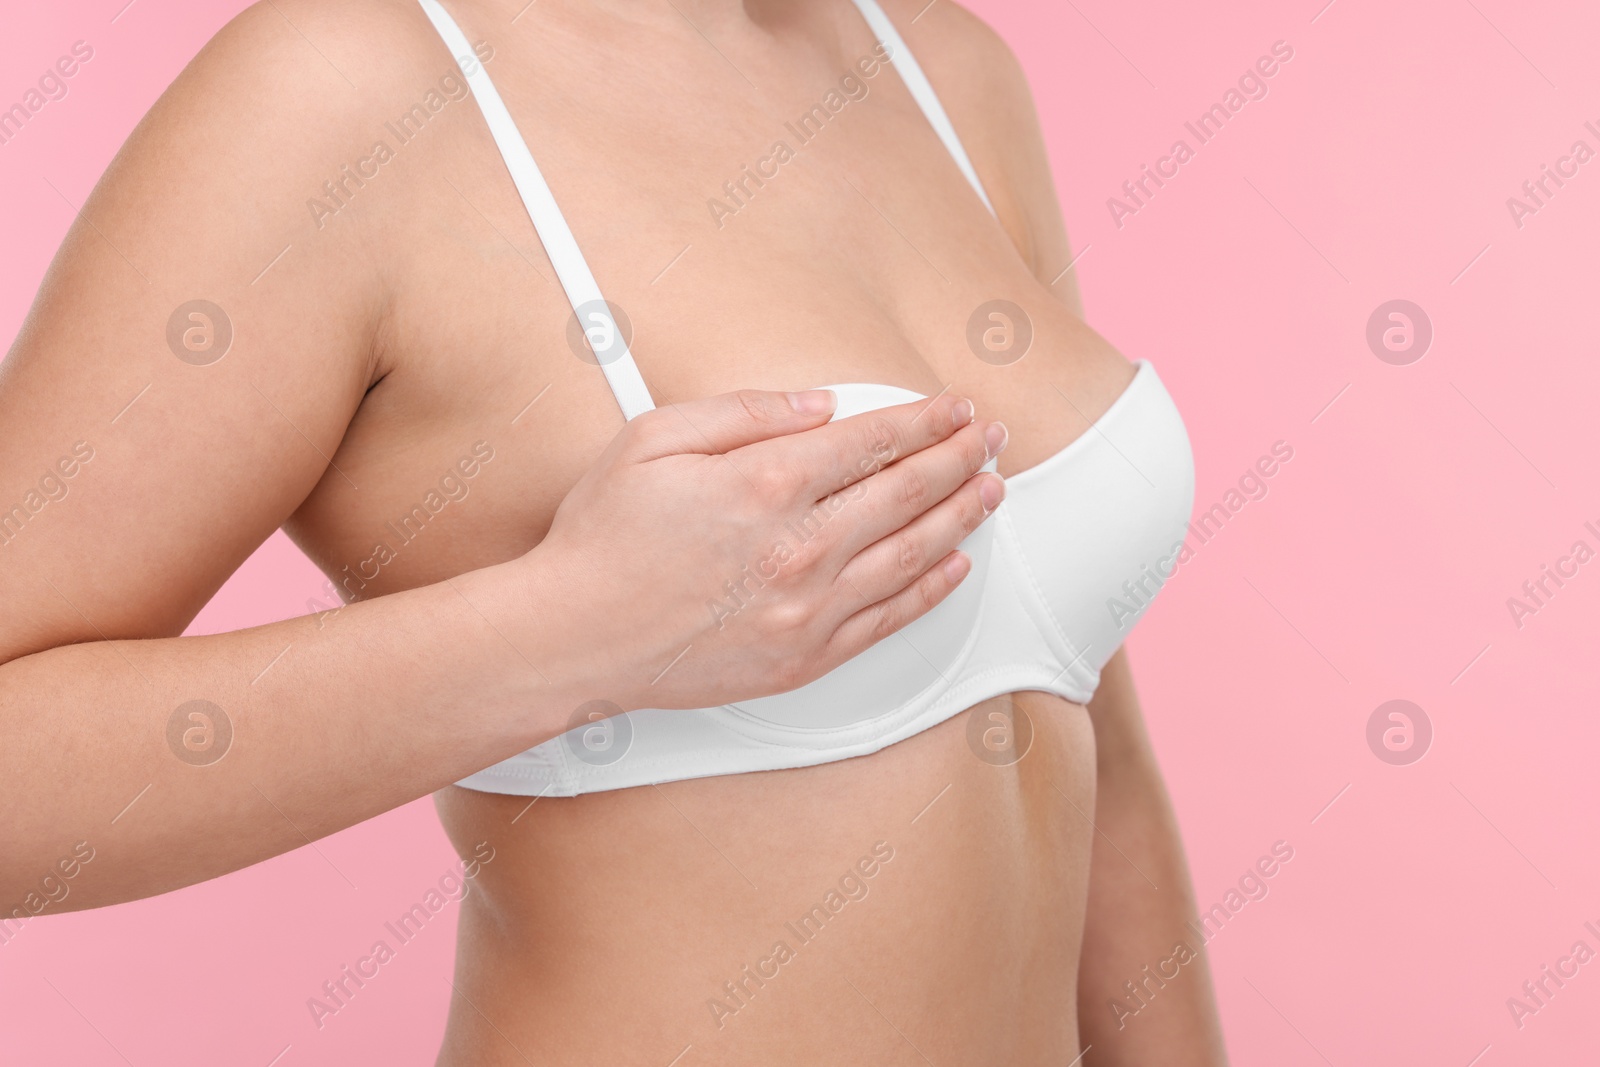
[[626, 388, 838, 459]]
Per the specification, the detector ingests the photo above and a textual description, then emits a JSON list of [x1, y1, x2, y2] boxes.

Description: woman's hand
[[519, 387, 1008, 712]]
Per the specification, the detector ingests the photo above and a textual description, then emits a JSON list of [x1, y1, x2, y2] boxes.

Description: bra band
[[418, 0, 994, 421]]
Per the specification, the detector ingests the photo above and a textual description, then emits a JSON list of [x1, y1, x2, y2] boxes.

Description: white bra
[[416, 0, 1196, 797]]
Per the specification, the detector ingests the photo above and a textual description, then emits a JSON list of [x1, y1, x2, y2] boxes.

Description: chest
[[285, 11, 1130, 598]]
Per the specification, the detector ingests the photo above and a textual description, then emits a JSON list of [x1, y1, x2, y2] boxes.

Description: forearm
[[0, 378, 1002, 917], [1076, 651, 1227, 1063], [0, 558, 576, 912]]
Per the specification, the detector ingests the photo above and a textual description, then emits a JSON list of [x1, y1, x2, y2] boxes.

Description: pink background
[[4, 0, 1599, 1063]]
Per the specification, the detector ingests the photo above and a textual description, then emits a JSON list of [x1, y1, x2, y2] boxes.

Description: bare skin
[[0, 0, 1226, 1063]]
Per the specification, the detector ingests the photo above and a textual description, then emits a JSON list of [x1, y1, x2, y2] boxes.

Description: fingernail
[[979, 473, 1005, 513], [951, 398, 975, 428], [944, 552, 971, 583], [985, 422, 1009, 459], [789, 389, 836, 415]]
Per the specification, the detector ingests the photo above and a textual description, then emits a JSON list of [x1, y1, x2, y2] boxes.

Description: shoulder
[[119, 0, 504, 198], [873, 0, 1028, 84], [868, 0, 1070, 283], [870, 0, 1035, 138], [97, 0, 486, 354], [155, 0, 460, 146], [94, 0, 463, 244]]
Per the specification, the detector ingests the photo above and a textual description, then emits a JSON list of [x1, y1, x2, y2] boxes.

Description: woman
[[0, 0, 1226, 1062]]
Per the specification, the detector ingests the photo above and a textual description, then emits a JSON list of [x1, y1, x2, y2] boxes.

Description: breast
[[724, 364, 1195, 730], [451, 365, 1194, 797], [725, 382, 999, 731], [996, 360, 1195, 691]]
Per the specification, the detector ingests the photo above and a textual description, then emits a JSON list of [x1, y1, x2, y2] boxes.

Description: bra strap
[[847, 0, 996, 216], [415, 0, 656, 420]]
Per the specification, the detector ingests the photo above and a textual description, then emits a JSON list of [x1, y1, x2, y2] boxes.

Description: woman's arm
[[0, 3, 1004, 913], [1076, 651, 1228, 1063]]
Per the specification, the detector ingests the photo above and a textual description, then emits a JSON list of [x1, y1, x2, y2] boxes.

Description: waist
[[434, 695, 1094, 1064]]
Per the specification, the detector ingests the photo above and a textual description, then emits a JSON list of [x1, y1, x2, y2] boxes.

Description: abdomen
[[434, 690, 1095, 1066]]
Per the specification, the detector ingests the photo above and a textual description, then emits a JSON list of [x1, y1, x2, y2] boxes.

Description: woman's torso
[[283, 0, 1135, 1060]]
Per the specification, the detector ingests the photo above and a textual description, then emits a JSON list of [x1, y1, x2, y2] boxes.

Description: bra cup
[[726, 383, 998, 731], [453, 364, 1194, 796], [1000, 368, 1196, 675]]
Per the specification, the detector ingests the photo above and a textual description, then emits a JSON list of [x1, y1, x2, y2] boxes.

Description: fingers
[[822, 462, 1001, 664], [835, 468, 1004, 606], [625, 389, 839, 461], [827, 419, 1005, 560], [743, 393, 979, 502], [824, 550, 974, 667]]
